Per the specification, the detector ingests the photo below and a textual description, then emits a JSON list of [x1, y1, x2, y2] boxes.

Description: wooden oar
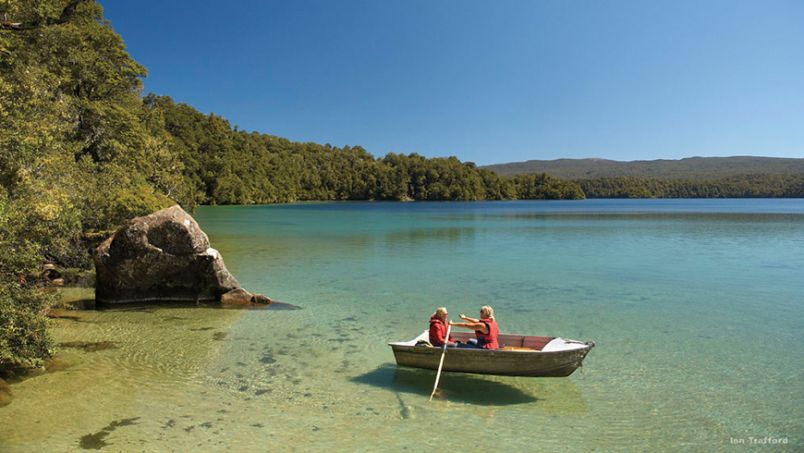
[[428, 323, 452, 401]]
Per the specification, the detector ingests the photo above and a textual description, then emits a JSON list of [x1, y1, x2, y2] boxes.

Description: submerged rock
[[220, 288, 272, 306], [58, 341, 117, 352], [94, 205, 270, 305], [0, 378, 11, 407], [220, 288, 252, 305], [42, 356, 74, 373]]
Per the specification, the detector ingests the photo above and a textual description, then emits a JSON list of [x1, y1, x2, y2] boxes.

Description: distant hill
[[483, 156, 804, 179]]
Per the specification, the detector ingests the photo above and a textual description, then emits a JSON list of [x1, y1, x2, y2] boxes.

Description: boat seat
[[521, 336, 554, 351]]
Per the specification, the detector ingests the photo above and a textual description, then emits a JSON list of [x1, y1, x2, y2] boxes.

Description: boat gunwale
[[388, 330, 593, 357], [387, 343, 593, 355]]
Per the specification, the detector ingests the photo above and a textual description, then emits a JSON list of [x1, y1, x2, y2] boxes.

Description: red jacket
[[429, 315, 453, 346], [475, 318, 499, 349]]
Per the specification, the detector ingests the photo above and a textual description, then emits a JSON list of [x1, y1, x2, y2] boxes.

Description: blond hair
[[480, 305, 494, 320], [433, 307, 448, 318]]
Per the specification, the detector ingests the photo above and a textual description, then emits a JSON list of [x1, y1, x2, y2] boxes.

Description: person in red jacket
[[429, 307, 456, 347], [449, 305, 499, 349]]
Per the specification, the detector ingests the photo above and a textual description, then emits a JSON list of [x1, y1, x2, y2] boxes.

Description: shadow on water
[[351, 364, 537, 406], [78, 417, 140, 450]]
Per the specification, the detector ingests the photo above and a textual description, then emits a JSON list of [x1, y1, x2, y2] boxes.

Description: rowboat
[[389, 330, 594, 377]]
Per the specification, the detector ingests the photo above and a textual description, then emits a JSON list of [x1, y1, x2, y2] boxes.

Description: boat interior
[[451, 332, 554, 350], [391, 331, 589, 352]]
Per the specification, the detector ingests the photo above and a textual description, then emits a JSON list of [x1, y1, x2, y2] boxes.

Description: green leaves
[[0, 283, 52, 369], [576, 175, 804, 198], [0, 193, 54, 369], [0, 0, 172, 370]]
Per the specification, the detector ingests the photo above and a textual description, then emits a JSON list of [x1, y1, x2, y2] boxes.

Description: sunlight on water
[[1, 200, 802, 452]]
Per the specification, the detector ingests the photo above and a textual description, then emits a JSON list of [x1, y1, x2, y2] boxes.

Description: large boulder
[[94, 205, 270, 305]]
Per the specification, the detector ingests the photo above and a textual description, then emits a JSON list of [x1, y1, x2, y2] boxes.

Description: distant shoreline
[[482, 156, 804, 179]]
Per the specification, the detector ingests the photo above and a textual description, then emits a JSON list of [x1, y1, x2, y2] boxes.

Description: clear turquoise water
[[2, 199, 802, 451]]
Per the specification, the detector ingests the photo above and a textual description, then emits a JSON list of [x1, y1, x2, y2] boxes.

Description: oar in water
[[429, 323, 452, 402]]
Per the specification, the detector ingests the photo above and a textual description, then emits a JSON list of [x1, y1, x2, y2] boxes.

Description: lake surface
[[2, 199, 802, 452]]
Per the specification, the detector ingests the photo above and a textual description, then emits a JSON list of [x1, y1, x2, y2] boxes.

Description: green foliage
[[147, 95, 584, 204], [0, 0, 172, 369], [1, 0, 176, 233], [0, 193, 54, 369], [486, 156, 804, 179], [577, 175, 804, 198], [0, 284, 52, 369], [511, 173, 585, 200]]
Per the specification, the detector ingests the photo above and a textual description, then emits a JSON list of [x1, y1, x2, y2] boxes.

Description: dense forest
[[485, 156, 804, 179], [488, 157, 804, 198], [577, 175, 804, 198], [145, 95, 583, 206]]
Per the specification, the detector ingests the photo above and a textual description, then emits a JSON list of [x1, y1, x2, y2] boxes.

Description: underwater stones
[[43, 356, 74, 373], [0, 356, 73, 389], [0, 378, 12, 407], [58, 341, 117, 352], [259, 352, 276, 364], [221, 288, 273, 305], [220, 288, 250, 305], [45, 309, 86, 322], [219, 288, 273, 306], [221, 288, 274, 307], [252, 293, 273, 305], [94, 205, 271, 305]]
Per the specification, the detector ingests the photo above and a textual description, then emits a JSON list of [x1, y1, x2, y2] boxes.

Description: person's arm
[[459, 313, 479, 323], [449, 321, 488, 334]]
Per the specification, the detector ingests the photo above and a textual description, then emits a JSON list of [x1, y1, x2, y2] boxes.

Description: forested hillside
[[578, 175, 804, 198], [485, 157, 804, 198], [484, 156, 804, 178], [144, 95, 582, 206]]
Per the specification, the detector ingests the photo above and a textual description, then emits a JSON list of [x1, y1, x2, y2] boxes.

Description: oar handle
[[429, 323, 452, 401]]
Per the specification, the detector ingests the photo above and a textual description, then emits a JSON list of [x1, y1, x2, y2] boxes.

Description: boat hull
[[390, 343, 592, 377], [389, 330, 595, 377]]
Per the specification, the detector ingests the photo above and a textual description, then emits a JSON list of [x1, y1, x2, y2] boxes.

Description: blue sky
[[104, 0, 804, 165]]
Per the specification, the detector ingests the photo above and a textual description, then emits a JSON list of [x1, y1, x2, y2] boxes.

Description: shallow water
[[1, 199, 802, 452]]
